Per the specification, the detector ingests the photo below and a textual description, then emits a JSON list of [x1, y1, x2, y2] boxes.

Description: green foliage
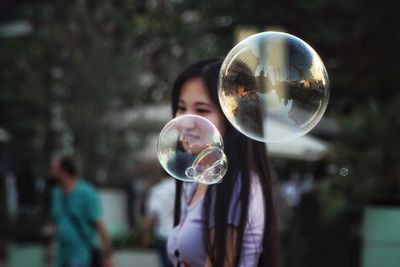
[[0, 0, 231, 182]]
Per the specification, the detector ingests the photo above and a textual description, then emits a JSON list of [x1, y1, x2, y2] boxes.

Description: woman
[[167, 58, 278, 267]]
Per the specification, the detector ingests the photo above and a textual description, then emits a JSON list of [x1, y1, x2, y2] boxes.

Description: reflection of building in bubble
[[222, 58, 257, 96], [286, 79, 326, 127], [220, 35, 328, 139], [254, 48, 327, 128], [253, 71, 325, 128]]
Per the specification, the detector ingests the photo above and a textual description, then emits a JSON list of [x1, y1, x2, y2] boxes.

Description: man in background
[[49, 155, 112, 267], [142, 176, 175, 267]]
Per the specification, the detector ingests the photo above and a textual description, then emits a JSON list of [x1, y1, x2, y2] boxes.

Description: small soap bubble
[[187, 146, 228, 184], [339, 167, 349, 177], [157, 115, 226, 183]]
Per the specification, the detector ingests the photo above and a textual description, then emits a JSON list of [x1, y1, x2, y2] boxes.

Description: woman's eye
[[177, 106, 186, 112], [197, 109, 210, 114]]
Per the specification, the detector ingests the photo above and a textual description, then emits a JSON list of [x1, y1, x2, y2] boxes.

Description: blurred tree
[[0, 0, 231, 184], [0, 35, 52, 173], [318, 95, 400, 221], [2, 0, 399, 183], [41, 0, 229, 183]]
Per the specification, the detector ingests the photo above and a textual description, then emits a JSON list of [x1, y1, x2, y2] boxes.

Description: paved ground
[[5, 244, 161, 267], [114, 250, 161, 267]]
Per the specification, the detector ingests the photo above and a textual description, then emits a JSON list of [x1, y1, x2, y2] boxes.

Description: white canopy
[[115, 104, 330, 162], [267, 135, 329, 161], [140, 132, 329, 162], [120, 105, 329, 161]]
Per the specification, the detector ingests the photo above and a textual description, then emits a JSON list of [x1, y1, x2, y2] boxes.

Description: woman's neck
[[190, 183, 208, 206]]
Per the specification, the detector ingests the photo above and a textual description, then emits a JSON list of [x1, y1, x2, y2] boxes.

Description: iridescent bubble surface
[[157, 115, 226, 183], [218, 31, 330, 142], [185, 146, 228, 184]]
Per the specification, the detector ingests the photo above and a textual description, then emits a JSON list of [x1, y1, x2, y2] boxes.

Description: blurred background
[[0, 0, 399, 267]]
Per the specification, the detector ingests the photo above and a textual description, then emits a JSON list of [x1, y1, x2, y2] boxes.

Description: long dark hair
[[171, 58, 278, 267]]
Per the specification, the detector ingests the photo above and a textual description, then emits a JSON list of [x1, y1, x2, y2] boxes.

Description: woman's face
[[176, 78, 226, 136]]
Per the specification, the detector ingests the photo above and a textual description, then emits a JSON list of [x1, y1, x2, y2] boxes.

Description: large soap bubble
[[157, 115, 227, 184], [218, 31, 330, 142]]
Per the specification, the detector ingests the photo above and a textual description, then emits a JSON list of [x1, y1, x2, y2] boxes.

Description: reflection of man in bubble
[[222, 59, 265, 138]]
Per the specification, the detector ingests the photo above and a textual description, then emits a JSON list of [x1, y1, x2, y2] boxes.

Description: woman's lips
[[181, 133, 200, 144]]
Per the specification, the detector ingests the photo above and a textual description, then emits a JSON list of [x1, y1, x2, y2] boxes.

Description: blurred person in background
[[42, 173, 60, 267], [142, 175, 175, 267], [47, 155, 113, 267]]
